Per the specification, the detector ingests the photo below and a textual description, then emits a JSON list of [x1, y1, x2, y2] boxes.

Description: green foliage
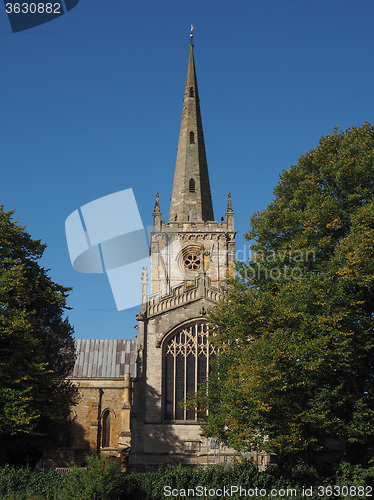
[[197, 123, 374, 460], [121, 460, 374, 499], [336, 461, 374, 486], [0, 206, 77, 466], [0, 464, 64, 499], [58, 454, 124, 500], [0, 459, 373, 499], [0, 455, 125, 499]]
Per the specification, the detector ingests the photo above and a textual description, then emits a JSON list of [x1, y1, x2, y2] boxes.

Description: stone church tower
[[129, 37, 236, 469]]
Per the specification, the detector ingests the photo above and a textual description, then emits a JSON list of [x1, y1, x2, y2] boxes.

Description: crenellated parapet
[[147, 275, 221, 318]]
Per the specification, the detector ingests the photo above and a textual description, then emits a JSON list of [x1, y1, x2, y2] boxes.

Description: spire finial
[[190, 24, 194, 46], [153, 192, 160, 213]]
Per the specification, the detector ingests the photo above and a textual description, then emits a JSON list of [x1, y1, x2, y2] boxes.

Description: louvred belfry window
[[164, 322, 215, 421]]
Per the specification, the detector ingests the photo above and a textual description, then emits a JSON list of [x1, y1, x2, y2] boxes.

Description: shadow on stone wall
[[71, 418, 91, 453], [130, 382, 190, 470], [43, 420, 90, 469]]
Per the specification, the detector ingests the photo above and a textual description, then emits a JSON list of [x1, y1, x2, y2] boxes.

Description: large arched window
[[164, 322, 215, 421], [102, 410, 111, 448]]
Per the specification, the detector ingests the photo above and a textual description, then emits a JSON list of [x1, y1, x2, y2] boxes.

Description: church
[[55, 34, 269, 471]]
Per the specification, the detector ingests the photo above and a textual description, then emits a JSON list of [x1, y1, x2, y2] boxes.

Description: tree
[[197, 123, 374, 462], [0, 206, 77, 466]]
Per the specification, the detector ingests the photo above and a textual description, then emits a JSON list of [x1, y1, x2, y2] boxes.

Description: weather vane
[[190, 24, 194, 45]]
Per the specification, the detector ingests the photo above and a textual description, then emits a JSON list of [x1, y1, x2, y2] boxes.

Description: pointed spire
[[169, 33, 214, 224]]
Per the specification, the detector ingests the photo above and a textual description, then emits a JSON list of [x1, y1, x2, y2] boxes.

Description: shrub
[[59, 455, 124, 500], [0, 464, 64, 499], [1, 456, 374, 499]]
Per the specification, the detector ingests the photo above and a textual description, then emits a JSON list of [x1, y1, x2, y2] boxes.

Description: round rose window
[[184, 252, 200, 271]]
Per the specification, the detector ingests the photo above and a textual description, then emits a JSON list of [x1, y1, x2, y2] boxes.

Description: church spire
[[169, 32, 214, 224]]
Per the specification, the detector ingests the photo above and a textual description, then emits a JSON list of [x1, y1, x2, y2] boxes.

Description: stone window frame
[[177, 245, 201, 274]]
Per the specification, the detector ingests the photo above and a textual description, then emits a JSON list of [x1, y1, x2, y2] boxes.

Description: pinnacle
[[153, 192, 160, 213]]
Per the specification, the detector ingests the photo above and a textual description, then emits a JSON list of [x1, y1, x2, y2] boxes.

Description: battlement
[[147, 278, 221, 317]]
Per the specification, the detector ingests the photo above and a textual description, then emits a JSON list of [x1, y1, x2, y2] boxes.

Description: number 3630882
[[5, 3, 61, 14]]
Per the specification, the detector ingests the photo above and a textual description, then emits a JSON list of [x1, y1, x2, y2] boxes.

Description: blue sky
[[1, 0, 374, 339]]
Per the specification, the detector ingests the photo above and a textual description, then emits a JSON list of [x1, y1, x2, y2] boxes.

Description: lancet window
[[102, 410, 111, 448], [164, 322, 215, 421]]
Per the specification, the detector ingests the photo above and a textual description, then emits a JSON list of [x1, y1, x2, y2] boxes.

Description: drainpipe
[[97, 388, 104, 455]]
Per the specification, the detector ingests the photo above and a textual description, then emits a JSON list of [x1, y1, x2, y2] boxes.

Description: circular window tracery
[[184, 253, 200, 271], [176, 245, 202, 273]]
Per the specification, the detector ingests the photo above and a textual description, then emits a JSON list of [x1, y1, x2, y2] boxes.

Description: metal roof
[[71, 339, 136, 379]]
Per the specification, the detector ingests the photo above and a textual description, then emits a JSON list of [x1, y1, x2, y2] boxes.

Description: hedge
[[0, 455, 373, 499]]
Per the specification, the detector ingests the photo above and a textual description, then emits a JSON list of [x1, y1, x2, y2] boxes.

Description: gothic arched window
[[102, 410, 111, 448], [164, 322, 215, 421], [190, 131, 195, 144], [189, 86, 194, 97], [189, 178, 195, 193]]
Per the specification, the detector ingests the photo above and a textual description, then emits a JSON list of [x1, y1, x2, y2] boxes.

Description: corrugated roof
[[71, 339, 136, 379]]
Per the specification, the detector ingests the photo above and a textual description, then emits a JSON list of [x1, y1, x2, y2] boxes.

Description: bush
[[0, 464, 63, 499], [0, 455, 124, 500], [58, 455, 124, 500], [1, 457, 374, 499], [336, 461, 374, 486], [120, 460, 374, 500]]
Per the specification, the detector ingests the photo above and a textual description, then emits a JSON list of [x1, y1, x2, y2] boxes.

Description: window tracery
[[164, 322, 215, 421]]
